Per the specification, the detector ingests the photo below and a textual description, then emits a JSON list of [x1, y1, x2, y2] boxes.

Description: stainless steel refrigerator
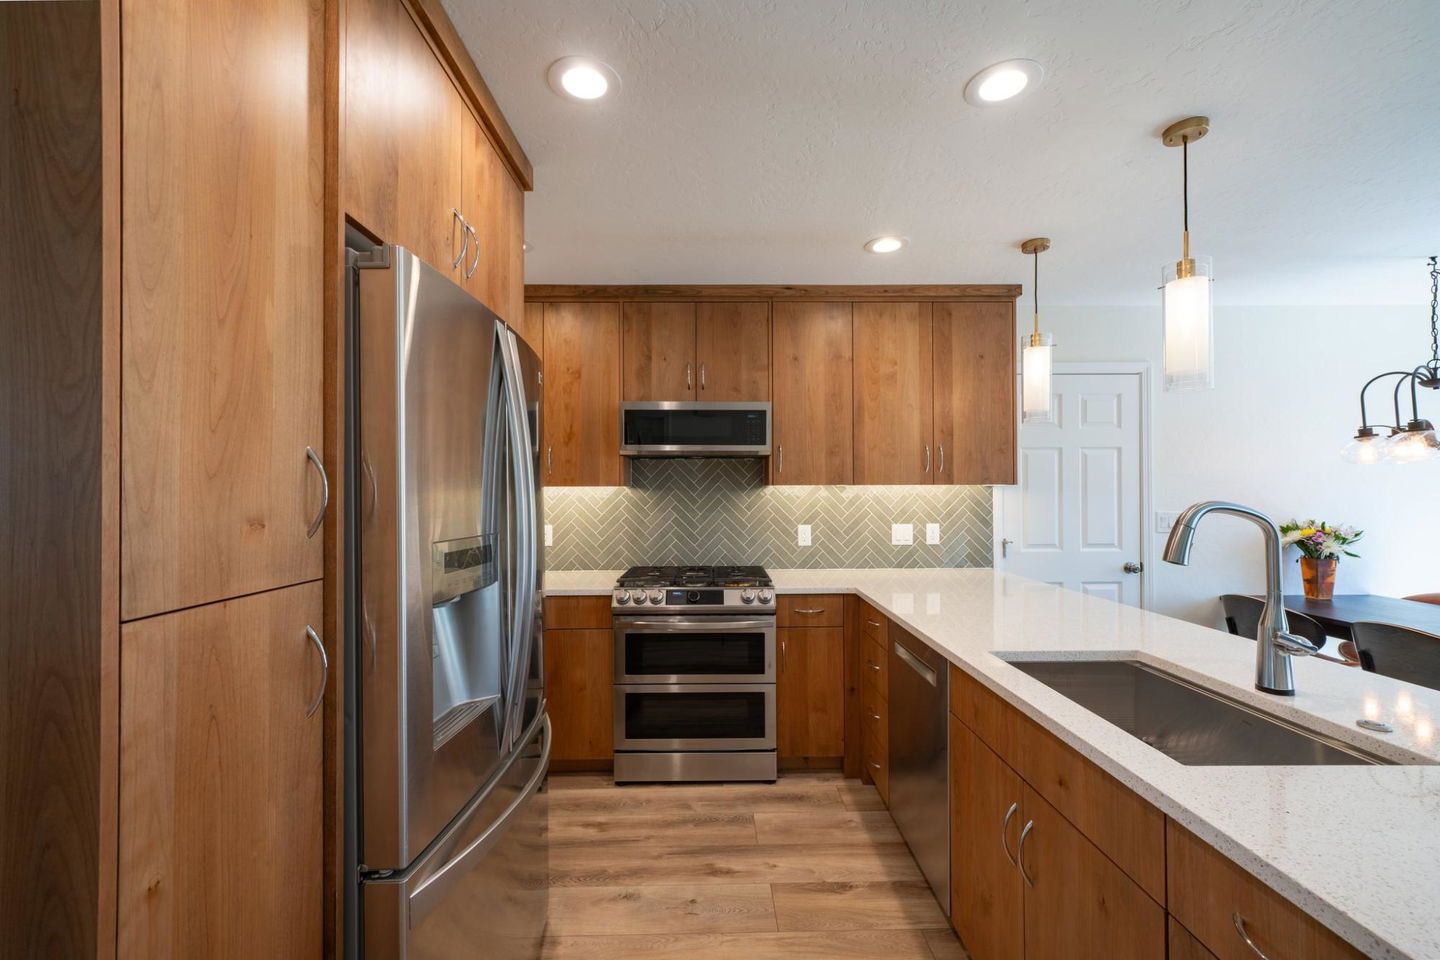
[[346, 243, 547, 960]]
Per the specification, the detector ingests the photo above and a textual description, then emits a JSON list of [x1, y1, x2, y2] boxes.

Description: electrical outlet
[[891, 523, 914, 546], [1156, 511, 1181, 535], [543, 524, 554, 547], [797, 524, 812, 547], [925, 522, 941, 545]]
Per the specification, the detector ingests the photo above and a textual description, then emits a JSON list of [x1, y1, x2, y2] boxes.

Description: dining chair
[[1404, 593, 1440, 606], [1350, 621, 1440, 691], [1219, 594, 1361, 666]]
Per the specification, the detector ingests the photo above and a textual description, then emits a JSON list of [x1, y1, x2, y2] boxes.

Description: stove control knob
[[614, 590, 631, 605], [632, 592, 648, 605], [758, 588, 774, 604], [648, 589, 665, 605], [686, 591, 702, 604], [740, 589, 757, 604]]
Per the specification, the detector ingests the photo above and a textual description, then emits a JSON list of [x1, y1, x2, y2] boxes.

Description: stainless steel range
[[611, 566, 778, 783]]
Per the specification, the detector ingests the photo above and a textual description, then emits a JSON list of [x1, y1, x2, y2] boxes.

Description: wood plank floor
[[543, 771, 969, 960]]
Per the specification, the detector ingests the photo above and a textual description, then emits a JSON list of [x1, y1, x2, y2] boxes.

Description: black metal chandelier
[[1342, 257, 1440, 464]]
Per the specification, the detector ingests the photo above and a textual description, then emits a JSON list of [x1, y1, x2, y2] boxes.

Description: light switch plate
[[543, 524, 554, 547], [925, 522, 941, 545], [797, 523, 812, 547], [891, 523, 914, 546], [1156, 511, 1181, 535]]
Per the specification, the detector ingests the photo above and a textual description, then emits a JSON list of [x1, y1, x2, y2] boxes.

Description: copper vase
[[1300, 557, 1337, 601]]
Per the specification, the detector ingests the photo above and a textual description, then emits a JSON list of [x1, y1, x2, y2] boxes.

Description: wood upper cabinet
[[853, 302, 934, 484], [622, 302, 697, 400], [934, 300, 1016, 484], [512, 301, 544, 361], [1019, 783, 1165, 960], [345, 0, 465, 275], [771, 302, 853, 484], [777, 627, 845, 759], [695, 302, 770, 400], [544, 302, 623, 486], [121, 0, 324, 620], [118, 582, 323, 958], [461, 105, 524, 321], [951, 718, 1025, 960]]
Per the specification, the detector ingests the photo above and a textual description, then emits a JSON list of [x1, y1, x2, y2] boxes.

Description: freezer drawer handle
[[893, 640, 937, 687], [409, 716, 551, 926], [305, 446, 329, 538], [304, 626, 327, 718]]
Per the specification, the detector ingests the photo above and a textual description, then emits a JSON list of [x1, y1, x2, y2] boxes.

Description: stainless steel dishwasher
[[888, 625, 949, 912]]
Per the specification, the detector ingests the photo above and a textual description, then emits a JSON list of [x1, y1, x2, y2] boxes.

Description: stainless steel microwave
[[619, 401, 771, 457]]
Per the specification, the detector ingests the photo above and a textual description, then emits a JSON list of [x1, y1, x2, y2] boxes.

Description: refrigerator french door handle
[[498, 328, 539, 750], [407, 715, 550, 927]]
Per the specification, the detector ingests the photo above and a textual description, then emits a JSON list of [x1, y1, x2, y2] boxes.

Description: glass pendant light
[[1159, 117, 1215, 391], [1019, 238, 1054, 423]]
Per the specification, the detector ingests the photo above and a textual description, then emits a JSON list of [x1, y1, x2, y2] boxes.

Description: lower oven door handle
[[612, 618, 778, 632]]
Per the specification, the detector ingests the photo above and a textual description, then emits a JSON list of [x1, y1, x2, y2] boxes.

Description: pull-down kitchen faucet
[[1162, 501, 1320, 695]]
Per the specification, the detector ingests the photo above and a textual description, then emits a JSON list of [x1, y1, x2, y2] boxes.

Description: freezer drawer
[[363, 715, 550, 960]]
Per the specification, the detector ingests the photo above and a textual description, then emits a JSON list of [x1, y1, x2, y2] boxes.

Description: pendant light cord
[[1182, 136, 1190, 234], [1033, 249, 1040, 336]]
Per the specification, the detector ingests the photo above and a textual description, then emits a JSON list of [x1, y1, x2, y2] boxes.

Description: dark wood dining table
[[1280, 594, 1440, 641]]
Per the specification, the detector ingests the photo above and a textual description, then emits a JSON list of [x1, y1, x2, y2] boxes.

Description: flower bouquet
[[1279, 520, 1363, 600]]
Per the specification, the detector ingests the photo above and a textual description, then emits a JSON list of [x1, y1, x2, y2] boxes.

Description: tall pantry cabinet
[[0, 0, 532, 958]]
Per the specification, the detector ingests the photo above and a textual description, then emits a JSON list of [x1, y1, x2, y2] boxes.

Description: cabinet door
[[1020, 784, 1165, 960], [777, 627, 844, 758], [512, 302, 544, 361], [622, 302, 697, 400], [852, 302, 934, 484], [543, 629, 614, 762], [771, 302, 853, 484], [118, 581, 324, 958], [933, 301, 1016, 484], [695, 301, 770, 400], [121, 0, 324, 620], [344, 0, 464, 274], [461, 107, 522, 320], [951, 718, 1025, 960], [543, 303, 622, 486]]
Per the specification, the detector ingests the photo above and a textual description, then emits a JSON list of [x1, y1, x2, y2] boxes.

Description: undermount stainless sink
[[1009, 659, 1402, 766]]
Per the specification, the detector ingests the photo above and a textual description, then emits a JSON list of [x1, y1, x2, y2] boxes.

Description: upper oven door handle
[[612, 617, 777, 633]]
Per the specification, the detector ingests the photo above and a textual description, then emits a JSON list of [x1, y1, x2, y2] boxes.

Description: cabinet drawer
[[778, 594, 843, 627], [949, 664, 1024, 763], [858, 601, 887, 644], [1168, 918, 1219, 960], [1018, 720, 1166, 903], [863, 729, 889, 804], [862, 638, 888, 700], [1167, 823, 1366, 960], [861, 682, 889, 751], [544, 595, 612, 630]]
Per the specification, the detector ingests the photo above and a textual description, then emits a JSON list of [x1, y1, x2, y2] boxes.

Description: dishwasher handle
[[892, 640, 938, 687]]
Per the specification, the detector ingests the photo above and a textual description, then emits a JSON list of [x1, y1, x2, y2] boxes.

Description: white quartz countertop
[[543, 568, 1440, 959]]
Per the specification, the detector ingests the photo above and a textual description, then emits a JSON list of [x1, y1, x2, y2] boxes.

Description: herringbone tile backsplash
[[543, 458, 994, 570]]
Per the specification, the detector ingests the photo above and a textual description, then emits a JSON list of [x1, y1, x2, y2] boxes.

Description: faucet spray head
[[1162, 521, 1198, 565]]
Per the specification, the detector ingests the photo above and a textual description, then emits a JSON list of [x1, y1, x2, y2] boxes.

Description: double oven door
[[613, 615, 775, 752]]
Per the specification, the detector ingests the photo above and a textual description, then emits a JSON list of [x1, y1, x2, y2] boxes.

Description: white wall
[[1038, 305, 1440, 627]]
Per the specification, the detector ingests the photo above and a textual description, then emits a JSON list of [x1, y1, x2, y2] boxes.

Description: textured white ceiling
[[442, 0, 1440, 305]]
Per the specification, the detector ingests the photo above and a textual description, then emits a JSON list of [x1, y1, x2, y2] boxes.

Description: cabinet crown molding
[[526, 283, 1021, 301]]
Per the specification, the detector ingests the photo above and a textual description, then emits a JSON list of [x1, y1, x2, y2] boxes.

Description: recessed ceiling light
[[547, 56, 620, 102], [864, 236, 908, 254], [963, 59, 1043, 107], [522, 242, 531, 253]]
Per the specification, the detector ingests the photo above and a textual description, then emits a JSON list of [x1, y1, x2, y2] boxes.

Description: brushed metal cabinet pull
[[1017, 820, 1035, 887], [1000, 801, 1019, 866], [923, 444, 931, 473], [777, 445, 783, 475], [938, 443, 945, 476], [450, 209, 468, 268], [699, 362, 706, 390], [305, 625, 328, 718], [464, 222, 481, 279], [686, 363, 693, 391], [546, 446, 553, 476], [867, 661, 880, 672], [780, 638, 786, 661], [793, 608, 825, 615], [305, 446, 329, 538], [1233, 914, 1275, 960], [864, 618, 881, 627]]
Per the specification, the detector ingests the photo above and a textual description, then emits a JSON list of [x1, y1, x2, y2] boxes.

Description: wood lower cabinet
[[696, 301, 770, 400], [118, 581, 324, 958], [543, 302, 622, 486], [120, 0, 324, 621], [951, 718, 1024, 960], [1169, 919, 1220, 960], [852, 301, 934, 484], [771, 301, 854, 484], [543, 628, 614, 764], [933, 300, 1016, 484], [777, 627, 844, 760], [622, 302, 697, 400], [1020, 783, 1165, 960]]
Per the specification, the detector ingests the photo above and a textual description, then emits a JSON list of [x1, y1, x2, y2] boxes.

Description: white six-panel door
[[998, 371, 1146, 606]]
